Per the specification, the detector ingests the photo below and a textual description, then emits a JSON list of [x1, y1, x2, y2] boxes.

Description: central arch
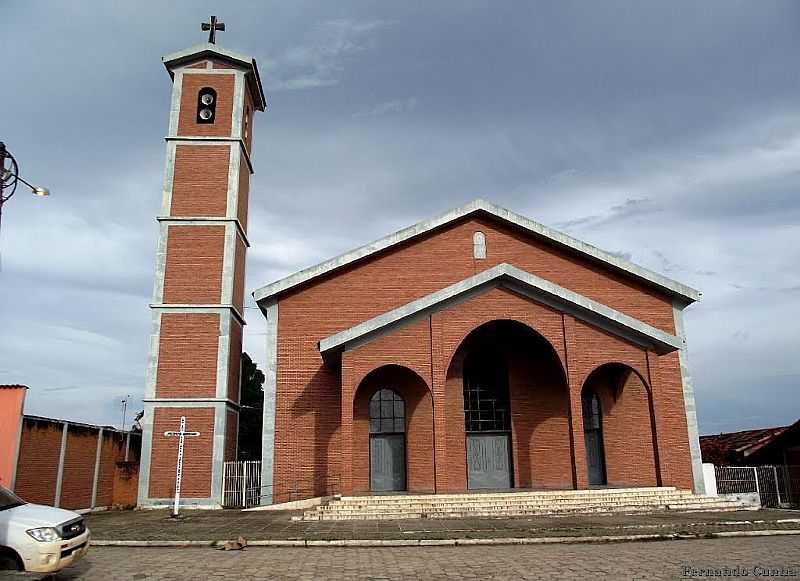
[[445, 319, 571, 491]]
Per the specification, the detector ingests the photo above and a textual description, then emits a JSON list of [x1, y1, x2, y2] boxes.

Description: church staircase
[[297, 487, 752, 521]]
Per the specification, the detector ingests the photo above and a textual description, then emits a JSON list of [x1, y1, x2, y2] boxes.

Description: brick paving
[[84, 508, 800, 542], [4, 536, 799, 580]]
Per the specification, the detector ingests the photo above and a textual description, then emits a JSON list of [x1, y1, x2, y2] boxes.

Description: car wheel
[[0, 549, 22, 571]]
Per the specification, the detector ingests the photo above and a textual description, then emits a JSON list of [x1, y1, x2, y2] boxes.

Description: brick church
[[137, 33, 705, 509]]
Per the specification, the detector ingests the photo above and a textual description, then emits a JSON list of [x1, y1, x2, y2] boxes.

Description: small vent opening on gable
[[473, 231, 486, 259]]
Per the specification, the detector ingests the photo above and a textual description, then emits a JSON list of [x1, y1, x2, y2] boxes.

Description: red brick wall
[[228, 319, 243, 402], [59, 428, 98, 510], [170, 145, 230, 217], [148, 407, 215, 498], [178, 73, 234, 136], [156, 313, 220, 398], [95, 432, 125, 507], [112, 461, 139, 507], [14, 418, 138, 509], [14, 420, 62, 505], [225, 410, 238, 462], [508, 335, 573, 490], [272, 213, 696, 498], [162, 225, 225, 304]]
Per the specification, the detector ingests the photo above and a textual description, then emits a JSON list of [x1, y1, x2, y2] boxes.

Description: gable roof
[[162, 43, 266, 111], [253, 199, 700, 304], [700, 419, 800, 461], [318, 263, 684, 357]]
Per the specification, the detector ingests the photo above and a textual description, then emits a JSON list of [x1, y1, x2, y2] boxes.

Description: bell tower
[[138, 19, 265, 508]]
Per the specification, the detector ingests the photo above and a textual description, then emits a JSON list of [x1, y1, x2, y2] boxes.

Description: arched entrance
[[351, 365, 434, 494], [580, 363, 659, 487], [581, 389, 606, 485], [445, 319, 570, 491], [369, 388, 406, 492], [463, 350, 512, 489]]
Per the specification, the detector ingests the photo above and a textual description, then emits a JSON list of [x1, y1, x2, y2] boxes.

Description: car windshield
[[0, 485, 25, 511]]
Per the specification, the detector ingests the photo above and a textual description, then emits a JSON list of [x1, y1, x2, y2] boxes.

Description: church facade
[[137, 38, 704, 509], [254, 200, 704, 504]]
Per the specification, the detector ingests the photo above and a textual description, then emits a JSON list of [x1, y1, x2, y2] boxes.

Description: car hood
[[3, 503, 81, 528]]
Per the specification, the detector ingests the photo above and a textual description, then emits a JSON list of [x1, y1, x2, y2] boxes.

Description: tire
[[0, 548, 23, 572]]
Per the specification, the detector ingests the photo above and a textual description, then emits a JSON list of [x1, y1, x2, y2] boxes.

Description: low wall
[[13, 415, 141, 511], [112, 461, 140, 508]]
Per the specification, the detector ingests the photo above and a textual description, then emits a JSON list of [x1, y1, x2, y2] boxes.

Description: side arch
[[580, 362, 660, 487], [351, 365, 434, 494]]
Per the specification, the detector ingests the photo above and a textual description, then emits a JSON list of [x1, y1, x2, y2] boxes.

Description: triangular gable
[[319, 263, 683, 356], [162, 43, 266, 111], [254, 199, 700, 304]]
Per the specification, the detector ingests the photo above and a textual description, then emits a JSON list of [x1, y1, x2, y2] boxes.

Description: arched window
[[369, 388, 405, 434], [473, 231, 486, 259]]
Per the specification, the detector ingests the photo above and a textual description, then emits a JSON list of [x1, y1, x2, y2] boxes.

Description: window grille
[[369, 388, 405, 434], [463, 353, 511, 432]]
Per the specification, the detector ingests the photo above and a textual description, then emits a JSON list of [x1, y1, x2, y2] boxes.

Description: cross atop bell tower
[[138, 30, 266, 509], [201, 15, 225, 44]]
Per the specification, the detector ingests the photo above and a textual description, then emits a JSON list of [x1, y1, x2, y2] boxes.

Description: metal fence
[[221, 460, 262, 508], [714, 465, 800, 507]]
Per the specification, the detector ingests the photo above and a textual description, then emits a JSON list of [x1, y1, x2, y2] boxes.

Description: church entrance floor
[[84, 508, 800, 545]]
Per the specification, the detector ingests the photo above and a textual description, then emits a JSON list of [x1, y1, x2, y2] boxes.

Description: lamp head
[[32, 186, 50, 197]]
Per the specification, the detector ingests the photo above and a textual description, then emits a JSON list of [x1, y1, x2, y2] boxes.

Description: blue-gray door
[[369, 388, 407, 492], [370, 434, 406, 492], [582, 390, 607, 485], [466, 433, 511, 489]]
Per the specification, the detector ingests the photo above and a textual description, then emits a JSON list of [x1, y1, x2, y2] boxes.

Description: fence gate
[[221, 461, 261, 508], [714, 465, 799, 507]]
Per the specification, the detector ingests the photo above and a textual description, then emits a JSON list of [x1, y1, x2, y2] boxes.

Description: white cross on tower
[[164, 416, 200, 517]]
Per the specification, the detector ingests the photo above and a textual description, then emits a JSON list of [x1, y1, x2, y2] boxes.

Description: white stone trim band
[[319, 263, 684, 356]]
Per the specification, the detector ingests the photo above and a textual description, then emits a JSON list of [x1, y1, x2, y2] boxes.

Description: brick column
[[340, 355, 355, 496], [562, 314, 588, 489], [138, 44, 265, 509], [429, 314, 448, 493], [646, 350, 675, 487]]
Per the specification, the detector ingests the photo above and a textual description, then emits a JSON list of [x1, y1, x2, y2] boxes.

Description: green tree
[[237, 352, 265, 460]]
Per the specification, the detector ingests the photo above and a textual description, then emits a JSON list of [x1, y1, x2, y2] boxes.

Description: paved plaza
[[4, 536, 799, 580], [84, 508, 800, 543]]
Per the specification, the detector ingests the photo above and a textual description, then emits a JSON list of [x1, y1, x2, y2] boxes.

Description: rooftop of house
[[700, 419, 800, 461]]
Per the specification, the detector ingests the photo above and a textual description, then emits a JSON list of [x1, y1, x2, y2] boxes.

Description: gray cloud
[[2, 1, 799, 434], [265, 19, 390, 91]]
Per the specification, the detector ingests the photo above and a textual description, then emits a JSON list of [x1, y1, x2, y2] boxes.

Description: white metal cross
[[164, 416, 200, 517]]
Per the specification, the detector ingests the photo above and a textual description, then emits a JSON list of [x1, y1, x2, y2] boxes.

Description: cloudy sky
[[2, 1, 798, 434]]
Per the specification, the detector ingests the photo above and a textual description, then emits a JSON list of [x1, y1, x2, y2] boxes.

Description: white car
[[0, 485, 90, 573]]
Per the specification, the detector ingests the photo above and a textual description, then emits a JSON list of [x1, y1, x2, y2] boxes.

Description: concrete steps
[[298, 487, 750, 521]]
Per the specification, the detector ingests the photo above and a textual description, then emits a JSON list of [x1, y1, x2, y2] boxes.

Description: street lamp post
[[0, 141, 50, 238]]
